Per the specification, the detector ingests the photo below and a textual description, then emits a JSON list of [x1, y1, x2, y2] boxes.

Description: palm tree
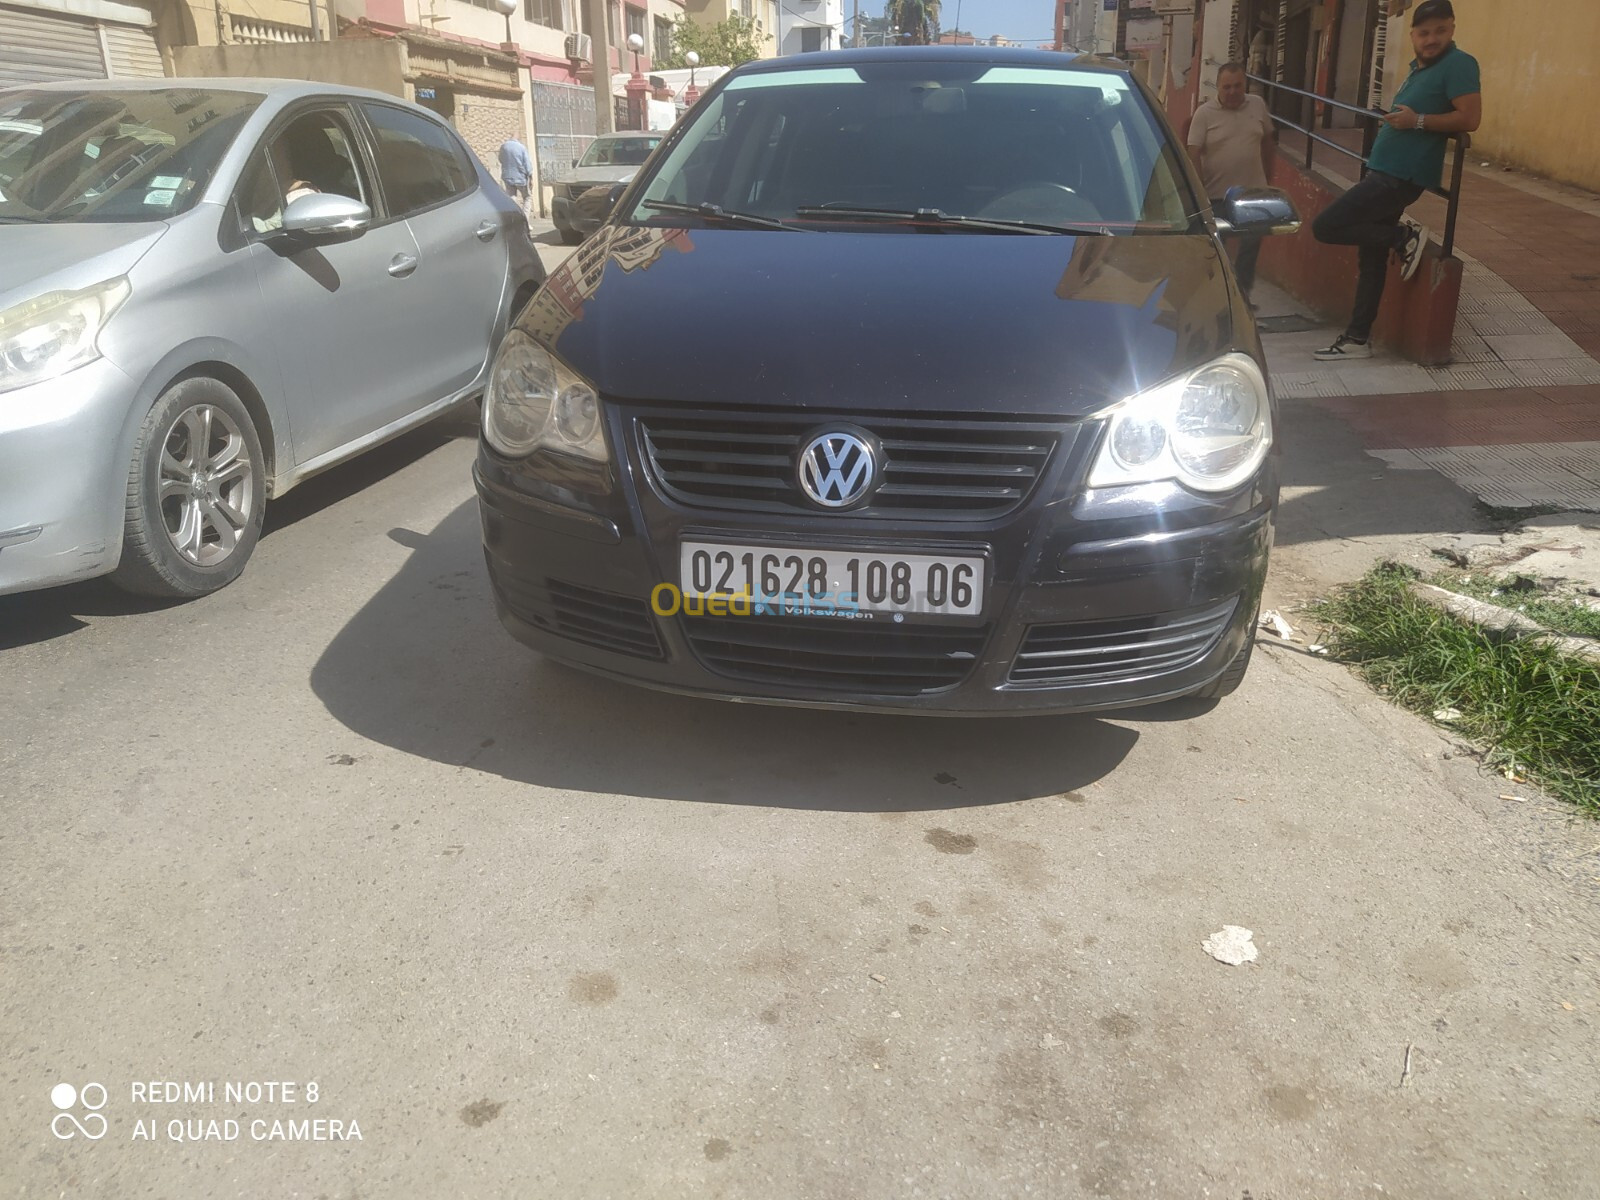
[[886, 0, 940, 46]]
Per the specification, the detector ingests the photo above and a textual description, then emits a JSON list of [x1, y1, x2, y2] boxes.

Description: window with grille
[[654, 16, 673, 63], [626, 5, 645, 47], [524, 0, 562, 29]]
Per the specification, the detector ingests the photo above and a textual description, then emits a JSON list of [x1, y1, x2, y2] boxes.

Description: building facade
[[777, 0, 842, 56], [681, 0, 778, 59]]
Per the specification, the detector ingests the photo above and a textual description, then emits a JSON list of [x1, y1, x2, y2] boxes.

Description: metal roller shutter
[[0, 6, 107, 88], [103, 22, 162, 79]]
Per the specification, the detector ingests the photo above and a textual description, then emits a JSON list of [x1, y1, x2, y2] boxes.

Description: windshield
[[0, 88, 261, 224], [579, 136, 661, 168], [625, 62, 1199, 234]]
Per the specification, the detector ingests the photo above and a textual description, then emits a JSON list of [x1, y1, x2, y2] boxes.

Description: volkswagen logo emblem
[[797, 430, 877, 508]]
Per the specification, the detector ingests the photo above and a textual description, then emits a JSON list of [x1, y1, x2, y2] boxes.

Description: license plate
[[678, 541, 985, 619]]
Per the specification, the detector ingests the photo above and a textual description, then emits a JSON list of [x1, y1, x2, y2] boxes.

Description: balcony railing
[[229, 16, 315, 45]]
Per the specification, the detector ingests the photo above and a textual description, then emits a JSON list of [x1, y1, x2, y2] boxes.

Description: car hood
[[0, 220, 169, 310], [524, 225, 1235, 417], [568, 166, 640, 190]]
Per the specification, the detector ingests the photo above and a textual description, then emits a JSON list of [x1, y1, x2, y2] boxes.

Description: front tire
[[1192, 625, 1256, 700], [110, 377, 266, 600]]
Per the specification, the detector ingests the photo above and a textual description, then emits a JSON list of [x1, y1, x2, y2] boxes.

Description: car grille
[[498, 575, 663, 660], [682, 614, 990, 695], [1007, 600, 1238, 687], [635, 411, 1062, 520]]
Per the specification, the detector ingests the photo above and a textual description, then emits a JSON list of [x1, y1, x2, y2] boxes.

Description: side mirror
[[1214, 186, 1301, 236], [571, 158, 578, 169], [281, 192, 371, 239], [606, 182, 627, 207]]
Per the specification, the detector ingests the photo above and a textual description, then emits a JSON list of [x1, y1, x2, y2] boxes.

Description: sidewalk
[[1258, 157, 1600, 513]]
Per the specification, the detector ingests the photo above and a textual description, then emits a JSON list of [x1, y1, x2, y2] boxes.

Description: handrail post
[[1442, 135, 1465, 258], [1302, 90, 1314, 170]]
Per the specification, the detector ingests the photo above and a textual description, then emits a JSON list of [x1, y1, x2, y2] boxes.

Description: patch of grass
[[1428, 570, 1600, 640], [1312, 564, 1600, 813]]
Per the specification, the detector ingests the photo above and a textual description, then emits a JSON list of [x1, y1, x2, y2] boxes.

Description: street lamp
[[493, 0, 516, 46], [684, 50, 700, 109], [625, 32, 647, 131]]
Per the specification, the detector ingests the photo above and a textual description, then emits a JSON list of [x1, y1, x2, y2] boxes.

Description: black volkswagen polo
[[474, 47, 1300, 715]]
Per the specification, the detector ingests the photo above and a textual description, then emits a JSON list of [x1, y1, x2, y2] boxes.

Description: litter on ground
[[1202, 926, 1259, 966]]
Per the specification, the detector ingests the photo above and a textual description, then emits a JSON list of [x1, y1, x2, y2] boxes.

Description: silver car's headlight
[[0, 277, 130, 395], [1087, 353, 1272, 493], [482, 329, 608, 462]]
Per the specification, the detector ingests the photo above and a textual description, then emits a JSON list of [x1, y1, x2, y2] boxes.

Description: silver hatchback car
[[0, 79, 543, 599]]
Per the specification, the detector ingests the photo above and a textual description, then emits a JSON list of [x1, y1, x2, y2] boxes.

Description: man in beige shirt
[[1187, 62, 1277, 302]]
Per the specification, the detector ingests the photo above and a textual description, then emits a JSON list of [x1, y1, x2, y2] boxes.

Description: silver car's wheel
[[159, 403, 254, 566], [112, 378, 266, 599]]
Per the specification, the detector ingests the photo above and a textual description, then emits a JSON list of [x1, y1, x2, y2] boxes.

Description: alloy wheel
[[157, 403, 255, 567]]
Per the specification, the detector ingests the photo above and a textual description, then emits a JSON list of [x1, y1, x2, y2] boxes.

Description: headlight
[[482, 330, 608, 462], [0, 277, 130, 395], [1087, 353, 1271, 493]]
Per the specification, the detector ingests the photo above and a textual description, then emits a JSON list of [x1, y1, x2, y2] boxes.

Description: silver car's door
[[357, 102, 506, 399], [238, 103, 425, 466]]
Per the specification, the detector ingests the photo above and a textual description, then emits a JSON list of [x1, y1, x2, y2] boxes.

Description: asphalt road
[[3, 249, 1597, 1198]]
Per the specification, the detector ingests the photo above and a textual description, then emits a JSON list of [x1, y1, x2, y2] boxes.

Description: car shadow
[[0, 413, 477, 650], [262, 412, 473, 537], [309, 499, 1142, 813]]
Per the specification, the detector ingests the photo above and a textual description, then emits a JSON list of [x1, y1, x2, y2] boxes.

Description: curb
[[1407, 582, 1600, 666]]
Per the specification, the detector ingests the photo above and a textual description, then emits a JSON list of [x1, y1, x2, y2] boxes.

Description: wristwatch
[[1416, 112, 1427, 131]]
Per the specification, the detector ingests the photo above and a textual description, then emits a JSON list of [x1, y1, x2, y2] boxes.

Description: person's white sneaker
[[1397, 217, 1430, 282], [1313, 334, 1374, 361]]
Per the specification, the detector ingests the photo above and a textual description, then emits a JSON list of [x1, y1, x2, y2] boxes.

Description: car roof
[[730, 45, 1130, 76], [3, 77, 408, 105]]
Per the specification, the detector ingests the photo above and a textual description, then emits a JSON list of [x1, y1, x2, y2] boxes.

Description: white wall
[[776, 0, 842, 57]]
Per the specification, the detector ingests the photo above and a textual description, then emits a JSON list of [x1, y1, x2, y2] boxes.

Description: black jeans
[[1311, 170, 1425, 340]]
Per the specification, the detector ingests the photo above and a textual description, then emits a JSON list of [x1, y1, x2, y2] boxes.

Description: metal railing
[[1246, 73, 1468, 258]]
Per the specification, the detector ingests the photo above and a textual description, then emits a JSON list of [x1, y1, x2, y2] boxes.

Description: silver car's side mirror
[[281, 193, 372, 239], [1214, 186, 1301, 236]]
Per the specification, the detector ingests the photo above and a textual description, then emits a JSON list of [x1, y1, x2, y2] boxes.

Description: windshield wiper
[[641, 200, 808, 231], [794, 204, 1107, 236]]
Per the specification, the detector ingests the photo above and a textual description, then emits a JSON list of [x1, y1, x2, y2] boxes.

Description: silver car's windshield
[[0, 87, 261, 224], [625, 62, 1201, 234]]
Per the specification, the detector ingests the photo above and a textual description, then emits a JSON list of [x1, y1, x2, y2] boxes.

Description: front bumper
[[0, 357, 138, 596], [475, 413, 1277, 715]]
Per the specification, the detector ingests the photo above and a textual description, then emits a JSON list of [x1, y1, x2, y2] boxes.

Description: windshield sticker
[[144, 189, 177, 206], [150, 175, 184, 190], [724, 68, 862, 91]]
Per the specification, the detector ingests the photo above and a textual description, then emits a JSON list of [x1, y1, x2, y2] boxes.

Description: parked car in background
[[551, 132, 662, 244], [476, 47, 1300, 716], [0, 79, 544, 600]]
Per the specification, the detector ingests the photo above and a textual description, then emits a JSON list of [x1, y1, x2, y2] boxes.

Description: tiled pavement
[[1256, 150, 1600, 512]]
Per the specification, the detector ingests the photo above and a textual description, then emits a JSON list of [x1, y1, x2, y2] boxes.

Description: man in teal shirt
[[1312, 0, 1482, 360]]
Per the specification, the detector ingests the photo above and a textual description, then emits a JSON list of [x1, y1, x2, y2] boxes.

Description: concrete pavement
[[1256, 155, 1600, 515]]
